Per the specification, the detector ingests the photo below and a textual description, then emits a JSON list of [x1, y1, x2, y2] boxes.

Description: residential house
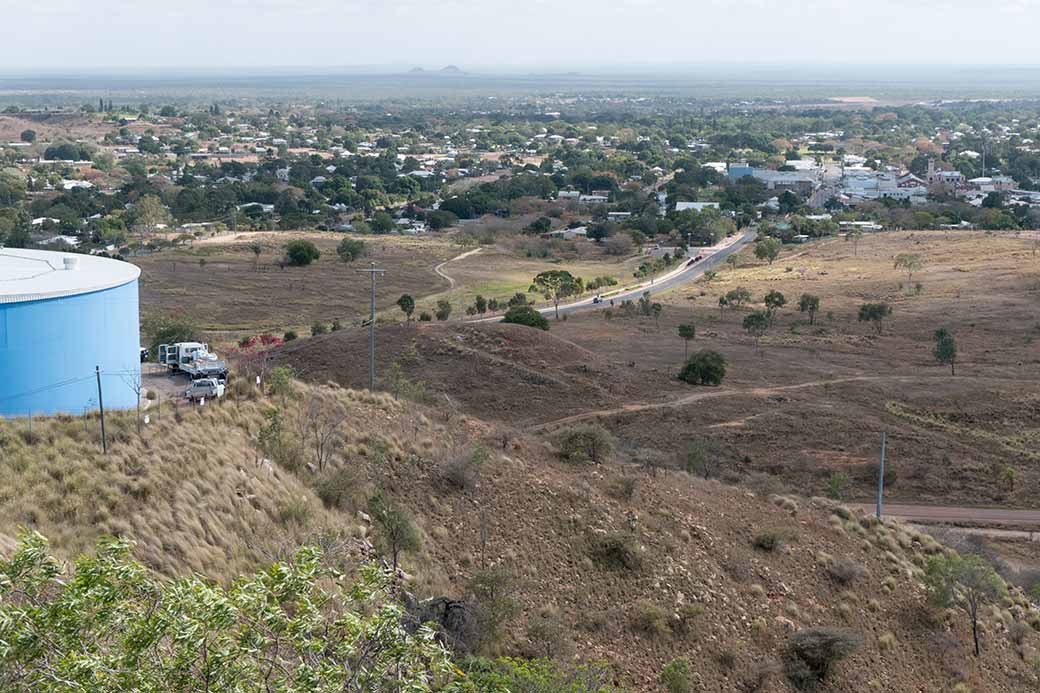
[[675, 202, 721, 212]]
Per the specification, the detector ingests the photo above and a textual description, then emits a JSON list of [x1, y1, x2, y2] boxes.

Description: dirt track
[[433, 247, 482, 288], [532, 374, 932, 431]]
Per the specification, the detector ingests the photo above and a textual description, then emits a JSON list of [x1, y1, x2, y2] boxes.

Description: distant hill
[[440, 65, 463, 74]]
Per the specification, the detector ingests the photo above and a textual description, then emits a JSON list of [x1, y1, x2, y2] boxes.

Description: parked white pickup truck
[[185, 378, 226, 402]]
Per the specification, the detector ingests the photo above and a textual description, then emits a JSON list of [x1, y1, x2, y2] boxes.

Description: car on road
[[185, 378, 226, 402], [592, 295, 603, 304]]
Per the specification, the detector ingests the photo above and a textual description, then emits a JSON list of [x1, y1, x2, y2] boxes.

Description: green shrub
[[276, 498, 311, 525], [315, 466, 357, 509], [660, 658, 691, 693], [678, 350, 726, 385], [336, 237, 366, 262], [310, 321, 328, 336], [283, 330, 298, 342], [284, 239, 320, 266], [753, 530, 787, 552], [826, 472, 850, 500], [590, 531, 642, 571], [632, 601, 671, 638], [458, 656, 617, 692], [673, 603, 705, 637], [554, 424, 615, 464], [503, 305, 550, 331]]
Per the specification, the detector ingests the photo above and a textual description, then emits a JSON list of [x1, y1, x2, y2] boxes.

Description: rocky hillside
[[271, 322, 662, 426], [1, 378, 1038, 691]]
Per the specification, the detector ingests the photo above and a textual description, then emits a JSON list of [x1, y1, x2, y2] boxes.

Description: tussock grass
[[0, 379, 442, 580]]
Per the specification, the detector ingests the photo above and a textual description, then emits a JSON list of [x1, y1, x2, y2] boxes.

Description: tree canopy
[[530, 270, 582, 320]]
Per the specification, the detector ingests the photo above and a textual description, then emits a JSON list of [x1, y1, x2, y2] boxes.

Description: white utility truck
[[157, 342, 229, 380], [185, 378, 226, 402]]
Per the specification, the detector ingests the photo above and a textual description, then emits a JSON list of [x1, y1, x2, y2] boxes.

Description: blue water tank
[[0, 249, 141, 417]]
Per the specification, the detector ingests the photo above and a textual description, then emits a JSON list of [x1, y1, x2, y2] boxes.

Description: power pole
[[356, 262, 386, 391], [96, 366, 108, 454], [875, 432, 887, 519]]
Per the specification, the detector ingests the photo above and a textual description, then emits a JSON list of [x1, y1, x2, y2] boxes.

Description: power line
[[0, 368, 139, 405], [0, 374, 96, 404]]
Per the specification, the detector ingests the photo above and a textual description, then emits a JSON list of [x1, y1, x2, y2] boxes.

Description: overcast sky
[[2, 0, 1038, 71]]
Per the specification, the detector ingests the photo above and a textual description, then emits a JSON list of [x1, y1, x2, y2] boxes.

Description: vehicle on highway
[[592, 295, 603, 304]]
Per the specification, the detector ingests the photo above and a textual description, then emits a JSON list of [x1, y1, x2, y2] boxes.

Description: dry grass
[[543, 230, 1040, 505], [0, 379, 458, 579], [132, 232, 456, 339]]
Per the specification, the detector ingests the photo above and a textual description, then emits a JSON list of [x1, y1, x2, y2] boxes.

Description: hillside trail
[[531, 373, 1012, 432], [534, 373, 1040, 528], [433, 247, 482, 288]]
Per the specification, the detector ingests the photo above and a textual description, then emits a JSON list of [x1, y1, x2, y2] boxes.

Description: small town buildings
[[543, 226, 587, 240]]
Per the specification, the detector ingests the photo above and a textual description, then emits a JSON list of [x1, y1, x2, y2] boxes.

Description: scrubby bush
[[554, 424, 615, 464], [467, 566, 520, 654], [284, 239, 320, 266], [784, 627, 862, 690], [673, 603, 705, 637], [685, 438, 723, 479], [503, 305, 550, 330], [283, 330, 298, 342], [827, 558, 866, 585], [632, 601, 671, 638], [336, 237, 366, 262], [678, 350, 726, 385], [367, 494, 420, 571], [660, 658, 691, 693], [525, 613, 572, 660], [444, 446, 490, 491], [459, 656, 616, 692], [310, 321, 328, 336], [590, 531, 642, 571], [611, 476, 638, 501], [753, 530, 787, 552], [315, 466, 357, 509]]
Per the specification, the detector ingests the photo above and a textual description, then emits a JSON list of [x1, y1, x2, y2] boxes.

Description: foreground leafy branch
[[0, 531, 458, 692]]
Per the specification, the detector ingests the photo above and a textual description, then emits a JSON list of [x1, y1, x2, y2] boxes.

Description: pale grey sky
[[2, 0, 1038, 70]]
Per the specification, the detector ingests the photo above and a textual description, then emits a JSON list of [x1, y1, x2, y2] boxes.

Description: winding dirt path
[[533, 373, 1040, 530], [532, 374, 898, 431], [433, 247, 482, 288]]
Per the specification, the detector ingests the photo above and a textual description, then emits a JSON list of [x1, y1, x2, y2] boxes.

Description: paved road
[[534, 229, 757, 319], [851, 503, 1040, 528]]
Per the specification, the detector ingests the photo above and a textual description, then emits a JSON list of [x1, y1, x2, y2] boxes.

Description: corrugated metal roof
[[0, 249, 140, 305]]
